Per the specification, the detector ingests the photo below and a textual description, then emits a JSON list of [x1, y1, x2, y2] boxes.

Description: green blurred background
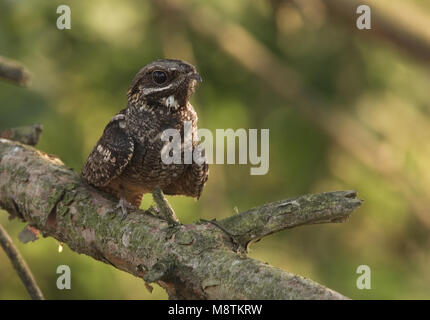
[[1, 0, 430, 299]]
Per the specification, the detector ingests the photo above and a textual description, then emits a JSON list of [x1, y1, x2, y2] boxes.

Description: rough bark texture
[[0, 135, 362, 299]]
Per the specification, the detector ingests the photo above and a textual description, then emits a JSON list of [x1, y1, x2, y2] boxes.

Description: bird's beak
[[188, 72, 203, 83]]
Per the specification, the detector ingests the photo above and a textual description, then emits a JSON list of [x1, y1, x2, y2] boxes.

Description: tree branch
[[0, 224, 44, 300], [0, 135, 361, 299], [0, 56, 31, 87]]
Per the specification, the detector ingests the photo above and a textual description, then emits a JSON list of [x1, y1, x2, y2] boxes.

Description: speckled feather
[[81, 112, 134, 187]]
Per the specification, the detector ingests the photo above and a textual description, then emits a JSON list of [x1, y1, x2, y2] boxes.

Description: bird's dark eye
[[152, 70, 167, 85]]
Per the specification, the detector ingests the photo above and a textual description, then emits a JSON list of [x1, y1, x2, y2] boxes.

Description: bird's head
[[127, 59, 202, 109]]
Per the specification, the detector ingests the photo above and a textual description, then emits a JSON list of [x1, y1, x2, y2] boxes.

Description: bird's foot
[[147, 205, 159, 215], [115, 198, 136, 220]]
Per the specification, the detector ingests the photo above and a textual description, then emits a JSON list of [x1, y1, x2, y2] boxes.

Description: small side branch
[[0, 124, 43, 146], [219, 191, 362, 249], [0, 224, 44, 300], [0, 56, 31, 87]]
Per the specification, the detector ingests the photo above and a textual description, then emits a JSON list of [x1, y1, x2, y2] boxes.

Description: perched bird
[[82, 59, 209, 217]]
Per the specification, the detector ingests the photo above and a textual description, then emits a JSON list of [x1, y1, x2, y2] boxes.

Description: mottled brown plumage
[[82, 59, 209, 213]]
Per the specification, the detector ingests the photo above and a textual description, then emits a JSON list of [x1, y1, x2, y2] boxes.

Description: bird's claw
[[115, 198, 136, 220], [147, 205, 159, 215]]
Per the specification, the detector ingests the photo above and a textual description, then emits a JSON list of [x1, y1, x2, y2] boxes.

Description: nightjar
[[82, 59, 209, 216]]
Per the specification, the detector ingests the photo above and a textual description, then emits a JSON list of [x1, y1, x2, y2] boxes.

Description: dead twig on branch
[[0, 126, 362, 299], [0, 56, 31, 87], [0, 124, 43, 146]]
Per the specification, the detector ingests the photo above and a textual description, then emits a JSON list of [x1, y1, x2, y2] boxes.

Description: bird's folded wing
[[82, 114, 135, 187]]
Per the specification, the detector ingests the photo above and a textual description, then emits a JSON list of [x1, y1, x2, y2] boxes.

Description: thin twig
[[0, 56, 31, 87], [0, 224, 44, 300]]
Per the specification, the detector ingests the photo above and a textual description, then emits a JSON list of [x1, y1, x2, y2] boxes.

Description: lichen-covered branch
[[0, 137, 361, 299], [0, 56, 31, 87], [0, 224, 44, 300]]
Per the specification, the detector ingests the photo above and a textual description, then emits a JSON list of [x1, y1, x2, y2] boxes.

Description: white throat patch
[[164, 95, 179, 109]]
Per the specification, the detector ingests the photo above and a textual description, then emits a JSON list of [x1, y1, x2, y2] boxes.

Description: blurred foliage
[[1, 0, 430, 299]]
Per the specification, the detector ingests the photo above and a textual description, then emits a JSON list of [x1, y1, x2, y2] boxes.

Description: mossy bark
[[0, 138, 361, 299]]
